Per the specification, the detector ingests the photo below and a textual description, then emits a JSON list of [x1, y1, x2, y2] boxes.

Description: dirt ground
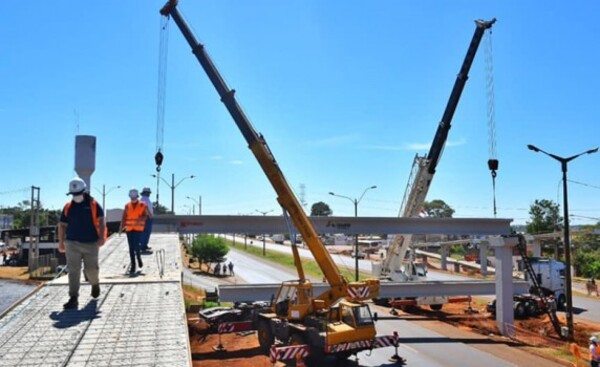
[[188, 313, 280, 367], [186, 298, 600, 367]]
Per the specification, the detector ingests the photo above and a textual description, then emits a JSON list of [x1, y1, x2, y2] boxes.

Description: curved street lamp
[[186, 196, 202, 215], [94, 185, 121, 214], [527, 144, 598, 340], [329, 185, 377, 281], [152, 174, 195, 213]]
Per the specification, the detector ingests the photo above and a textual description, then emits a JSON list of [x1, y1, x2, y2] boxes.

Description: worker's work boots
[[91, 284, 100, 298], [137, 254, 143, 269], [63, 297, 78, 310]]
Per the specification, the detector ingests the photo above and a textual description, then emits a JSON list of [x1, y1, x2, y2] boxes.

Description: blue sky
[[1, 1, 599, 225]]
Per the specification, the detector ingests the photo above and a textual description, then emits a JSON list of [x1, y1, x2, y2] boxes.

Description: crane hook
[[155, 150, 164, 172]]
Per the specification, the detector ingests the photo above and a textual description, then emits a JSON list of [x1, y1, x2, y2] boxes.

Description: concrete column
[[488, 236, 517, 337], [74, 135, 96, 190], [531, 240, 541, 257], [479, 242, 488, 276], [440, 244, 449, 271]]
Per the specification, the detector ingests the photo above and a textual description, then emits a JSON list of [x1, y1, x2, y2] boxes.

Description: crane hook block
[[155, 151, 164, 172], [488, 158, 499, 178]]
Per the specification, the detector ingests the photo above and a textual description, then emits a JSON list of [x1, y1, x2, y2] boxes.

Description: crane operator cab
[[274, 281, 314, 320], [326, 300, 377, 346]]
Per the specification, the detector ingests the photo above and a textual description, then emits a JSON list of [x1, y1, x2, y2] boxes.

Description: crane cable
[[484, 28, 499, 217], [155, 14, 169, 173]]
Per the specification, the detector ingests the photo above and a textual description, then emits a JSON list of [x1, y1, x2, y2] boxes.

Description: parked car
[[351, 251, 366, 259]]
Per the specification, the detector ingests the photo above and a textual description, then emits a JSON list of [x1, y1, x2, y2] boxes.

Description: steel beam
[[218, 280, 529, 303], [154, 215, 512, 236]]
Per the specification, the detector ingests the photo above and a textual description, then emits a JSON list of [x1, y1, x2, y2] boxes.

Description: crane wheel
[[257, 319, 274, 354], [429, 304, 443, 311]]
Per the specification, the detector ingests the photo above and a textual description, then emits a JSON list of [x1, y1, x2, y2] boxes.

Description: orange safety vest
[[124, 201, 147, 232], [64, 197, 106, 240], [592, 344, 600, 362]]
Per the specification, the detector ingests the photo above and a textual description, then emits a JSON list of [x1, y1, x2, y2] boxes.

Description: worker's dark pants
[[126, 231, 142, 272], [140, 218, 152, 251], [140, 218, 153, 251]]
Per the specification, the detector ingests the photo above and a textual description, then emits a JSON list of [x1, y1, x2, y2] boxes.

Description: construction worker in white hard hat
[[58, 177, 106, 309], [139, 187, 153, 252], [119, 188, 152, 275], [591, 336, 599, 367]]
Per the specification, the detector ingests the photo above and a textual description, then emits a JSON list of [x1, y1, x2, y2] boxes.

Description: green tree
[[573, 226, 600, 278], [311, 201, 332, 216], [153, 202, 169, 215], [190, 235, 229, 271], [526, 199, 561, 234], [423, 199, 454, 218]]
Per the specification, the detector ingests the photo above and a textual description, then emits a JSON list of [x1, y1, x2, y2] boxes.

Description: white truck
[[271, 234, 285, 244], [524, 258, 566, 310]]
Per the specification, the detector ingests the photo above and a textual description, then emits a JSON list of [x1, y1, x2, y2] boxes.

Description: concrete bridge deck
[[0, 234, 191, 367]]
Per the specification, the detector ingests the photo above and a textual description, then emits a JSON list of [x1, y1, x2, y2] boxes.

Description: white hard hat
[[67, 177, 87, 195], [129, 188, 139, 198], [591, 336, 598, 343]]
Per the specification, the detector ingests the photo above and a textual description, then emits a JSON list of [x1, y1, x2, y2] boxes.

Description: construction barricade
[[269, 344, 310, 365], [213, 321, 254, 351]]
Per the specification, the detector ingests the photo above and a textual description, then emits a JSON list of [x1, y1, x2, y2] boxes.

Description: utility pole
[[28, 186, 40, 273], [527, 144, 598, 340]]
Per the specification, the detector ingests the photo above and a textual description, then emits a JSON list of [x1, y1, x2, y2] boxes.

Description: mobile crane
[[160, 1, 396, 360], [374, 19, 496, 307]]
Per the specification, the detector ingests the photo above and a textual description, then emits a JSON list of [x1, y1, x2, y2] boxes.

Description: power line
[[0, 187, 30, 196], [568, 179, 600, 190]]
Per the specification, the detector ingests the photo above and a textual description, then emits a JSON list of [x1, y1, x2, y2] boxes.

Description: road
[[179, 236, 572, 366], [217, 234, 600, 323], [348, 307, 564, 367]]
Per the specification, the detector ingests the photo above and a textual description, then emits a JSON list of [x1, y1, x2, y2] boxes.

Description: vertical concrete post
[[488, 236, 517, 337], [479, 242, 488, 276], [440, 244, 449, 271], [74, 135, 96, 190], [532, 240, 541, 257]]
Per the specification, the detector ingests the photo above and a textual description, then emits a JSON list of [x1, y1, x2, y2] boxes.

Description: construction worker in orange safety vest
[[119, 188, 152, 275]]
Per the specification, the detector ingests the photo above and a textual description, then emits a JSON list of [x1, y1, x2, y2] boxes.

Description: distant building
[[0, 214, 13, 229]]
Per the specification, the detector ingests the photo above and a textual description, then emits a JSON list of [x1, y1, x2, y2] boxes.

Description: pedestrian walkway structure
[[0, 234, 191, 367]]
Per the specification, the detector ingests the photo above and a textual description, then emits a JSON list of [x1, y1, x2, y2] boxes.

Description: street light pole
[[186, 195, 202, 215], [256, 209, 273, 256], [527, 144, 598, 340], [171, 174, 175, 214], [329, 185, 377, 281], [152, 174, 195, 214], [94, 185, 120, 214]]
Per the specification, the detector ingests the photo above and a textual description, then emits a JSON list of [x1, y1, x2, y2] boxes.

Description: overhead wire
[[484, 27, 499, 217], [155, 14, 169, 173]]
